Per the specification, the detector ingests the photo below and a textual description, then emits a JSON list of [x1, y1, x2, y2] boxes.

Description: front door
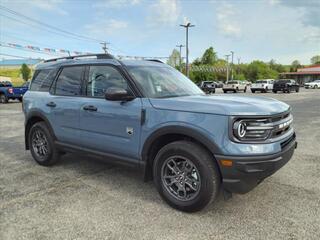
[[79, 65, 142, 161]]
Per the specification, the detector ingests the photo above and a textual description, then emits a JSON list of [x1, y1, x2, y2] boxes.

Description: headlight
[[232, 119, 273, 141]]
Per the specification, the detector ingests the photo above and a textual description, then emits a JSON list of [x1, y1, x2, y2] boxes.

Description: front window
[[127, 66, 204, 98]]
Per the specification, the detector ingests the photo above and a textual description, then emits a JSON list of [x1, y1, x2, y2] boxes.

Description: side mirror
[[105, 87, 135, 101]]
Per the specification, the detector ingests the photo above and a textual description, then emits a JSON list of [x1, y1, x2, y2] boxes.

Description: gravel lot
[[1, 88, 319, 240]]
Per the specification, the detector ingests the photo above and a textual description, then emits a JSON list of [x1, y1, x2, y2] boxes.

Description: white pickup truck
[[223, 80, 247, 93], [251, 79, 274, 93]]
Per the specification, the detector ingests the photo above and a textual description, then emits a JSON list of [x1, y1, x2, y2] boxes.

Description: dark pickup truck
[[273, 79, 299, 93], [0, 81, 29, 103]]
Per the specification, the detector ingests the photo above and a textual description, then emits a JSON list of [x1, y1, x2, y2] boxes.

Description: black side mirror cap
[[105, 87, 135, 101]]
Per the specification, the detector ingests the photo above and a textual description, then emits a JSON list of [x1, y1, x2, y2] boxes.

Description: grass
[[0, 68, 29, 86]]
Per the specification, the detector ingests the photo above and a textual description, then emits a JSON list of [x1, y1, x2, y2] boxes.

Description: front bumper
[[215, 135, 297, 194]]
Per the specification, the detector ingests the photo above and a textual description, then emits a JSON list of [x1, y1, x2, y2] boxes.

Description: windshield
[[276, 80, 290, 83], [227, 81, 238, 84], [256, 80, 267, 84], [127, 66, 204, 98]]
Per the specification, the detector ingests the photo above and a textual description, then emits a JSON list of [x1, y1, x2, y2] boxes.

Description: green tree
[[310, 55, 320, 64], [201, 47, 217, 65], [290, 60, 302, 72], [246, 60, 277, 81], [167, 49, 181, 68], [20, 63, 31, 81]]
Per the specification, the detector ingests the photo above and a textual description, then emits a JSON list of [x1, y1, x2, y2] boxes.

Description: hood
[[149, 95, 290, 116]]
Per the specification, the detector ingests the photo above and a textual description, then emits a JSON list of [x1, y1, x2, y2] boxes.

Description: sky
[[0, 0, 319, 64]]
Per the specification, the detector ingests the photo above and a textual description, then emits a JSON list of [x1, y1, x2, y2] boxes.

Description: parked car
[[304, 80, 320, 89], [223, 80, 247, 93], [23, 54, 297, 212], [0, 81, 29, 103], [273, 79, 299, 93], [251, 79, 274, 93], [214, 81, 224, 88], [199, 81, 215, 94]]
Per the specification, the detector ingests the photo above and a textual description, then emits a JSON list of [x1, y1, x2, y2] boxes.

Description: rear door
[[79, 65, 142, 161], [48, 65, 85, 145]]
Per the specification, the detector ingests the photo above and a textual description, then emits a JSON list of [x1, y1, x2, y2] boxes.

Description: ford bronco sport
[[23, 54, 297, 212]]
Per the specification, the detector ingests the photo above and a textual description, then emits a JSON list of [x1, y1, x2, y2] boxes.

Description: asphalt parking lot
[[1, 88, 319, 240]]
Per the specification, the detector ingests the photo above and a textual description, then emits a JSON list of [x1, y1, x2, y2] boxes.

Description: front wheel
[[0, 94, 8, 103], [314, 85, 318, 89], [153, 141, 221, 212], [244, 87, 247, 93], [29, 122, 60, 166]]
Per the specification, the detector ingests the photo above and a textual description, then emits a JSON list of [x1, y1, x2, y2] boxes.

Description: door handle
[[46, 102, 56, 107], [83, 105, 97, 111]]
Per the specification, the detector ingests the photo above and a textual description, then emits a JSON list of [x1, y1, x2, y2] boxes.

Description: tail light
[[8, 88, 13, 94]]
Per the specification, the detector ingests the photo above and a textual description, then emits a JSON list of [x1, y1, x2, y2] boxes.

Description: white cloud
[[93, 0, 141, 9], [148, 0, 180, 26], [216, 3, 241, 38], [31, 0, 68, 15], [277, 0, 320, 28], [85, 19, 128, 37]]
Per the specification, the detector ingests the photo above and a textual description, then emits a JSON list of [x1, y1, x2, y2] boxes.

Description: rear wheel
[[314, 85, 318, 89], [223, 90, 227, 93], [18, 97, 23, 102], [251, 90, 255, 93], [244, 87, 247, 93], [273, 90, 277, 93], [295, 87, 299, 92], [0, 94, 8, 103], [153, 141, 220, 212], [29, 122, 60, 166]]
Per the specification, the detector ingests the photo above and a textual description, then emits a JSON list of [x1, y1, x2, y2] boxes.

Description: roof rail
[[43, 53, 115, 63], [146, 59, 164, 64]]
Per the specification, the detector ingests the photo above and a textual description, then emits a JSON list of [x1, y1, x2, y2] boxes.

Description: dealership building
[[280, 65, 320, 85]]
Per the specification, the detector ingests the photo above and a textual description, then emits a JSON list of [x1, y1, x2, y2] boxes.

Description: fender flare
[[25, 111, 56, 149], [141, 125, 222, 163]]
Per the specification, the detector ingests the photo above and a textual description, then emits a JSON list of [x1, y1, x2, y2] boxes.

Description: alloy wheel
[[161, 156, 201, 201], [32, 129, 49, 158]]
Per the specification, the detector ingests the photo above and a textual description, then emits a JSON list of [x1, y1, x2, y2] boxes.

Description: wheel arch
[[25, 112, 56, 150], [141, 125, 222, 181]]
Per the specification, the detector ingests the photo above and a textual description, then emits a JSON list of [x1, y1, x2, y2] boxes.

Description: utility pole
[[225, 54, 230, 83], [176, 44, 185, 70], [237, 57, 241, 74], [100, 42, 109, 54], [180, 22, 195, 78], [230, 51, 234, 80]]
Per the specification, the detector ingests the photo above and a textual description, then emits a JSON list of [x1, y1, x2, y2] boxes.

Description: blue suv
[[23, 54, 297, 212]]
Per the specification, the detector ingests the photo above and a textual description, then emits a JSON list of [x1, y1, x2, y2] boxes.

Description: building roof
[[280, 71, 320, 75], [0, 58, 42, 66], [297, 64, 320, 72]]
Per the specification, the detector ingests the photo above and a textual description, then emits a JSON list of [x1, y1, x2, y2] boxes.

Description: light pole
[[225, 54, 230, 83], [180, 22, 195, 77], [176, 44, 185, 70], [230, 51, 234, 80]]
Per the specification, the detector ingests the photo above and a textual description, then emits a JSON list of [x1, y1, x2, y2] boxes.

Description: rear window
[[54, 66, 83, 96], [30, 69, 57, 92], [0, 82, 12, 87], [256, 80, 267, 84]]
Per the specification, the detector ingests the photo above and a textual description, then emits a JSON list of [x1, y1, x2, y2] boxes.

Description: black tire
[[29, 122, 60, 166], [0, 94, 8, 103], [223, 90, 227, 93], [273, 90, 277, 93], [244, 87, 247, 93], [314, 85, 318, 89], [18, 97, 23, 102], [265, 87, 268, 93], [153, 141, 221, 212], [295, 87, 299, 92], [251, 90, 255, 93]]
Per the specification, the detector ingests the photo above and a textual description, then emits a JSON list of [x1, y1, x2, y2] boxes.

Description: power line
[[0, 5, 103, 43], [0, 13, 97, 43], [0, 53, 31, 59]]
